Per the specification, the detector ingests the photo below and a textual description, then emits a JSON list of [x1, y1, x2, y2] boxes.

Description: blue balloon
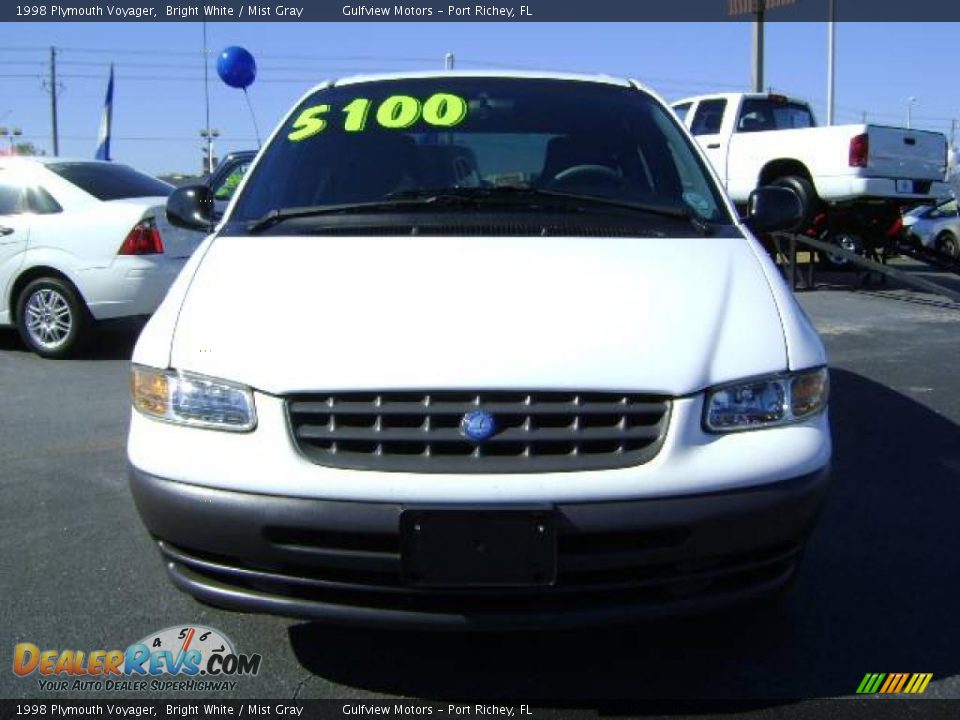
[[217, 46, 256, 89]]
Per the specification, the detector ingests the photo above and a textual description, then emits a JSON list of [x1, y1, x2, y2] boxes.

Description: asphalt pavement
[[1, 262, 958, 710]]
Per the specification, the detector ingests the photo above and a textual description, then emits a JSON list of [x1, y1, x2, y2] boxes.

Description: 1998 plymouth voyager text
[[14, 4, 307, 18], [10, 705, 531, 717], [12, 705, 303, 717]]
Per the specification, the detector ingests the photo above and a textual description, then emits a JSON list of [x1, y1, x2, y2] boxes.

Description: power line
[[16, 134, 261, 141], [0, 72, 377, 82], [0, 45, 447, 63], [5, 46, 955, 134]]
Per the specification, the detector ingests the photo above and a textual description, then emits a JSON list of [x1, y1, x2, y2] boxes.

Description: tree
[[12, 142, 46, 156]]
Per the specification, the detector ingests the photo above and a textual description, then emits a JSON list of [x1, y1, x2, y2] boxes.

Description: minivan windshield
[[230, 77, 732, 227]]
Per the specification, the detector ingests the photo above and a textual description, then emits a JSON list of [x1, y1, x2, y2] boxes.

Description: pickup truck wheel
[[15, 277, 93, 359], [771, 175, 819, 230], [819, 233, 864, 271], [936, 230, 958, 258]]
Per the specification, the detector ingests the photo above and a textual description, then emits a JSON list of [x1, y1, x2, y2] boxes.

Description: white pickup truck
[[672, 92, 948, 239]]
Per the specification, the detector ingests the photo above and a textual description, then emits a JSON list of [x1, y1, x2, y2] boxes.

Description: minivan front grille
[[286, 391, 671, 473]]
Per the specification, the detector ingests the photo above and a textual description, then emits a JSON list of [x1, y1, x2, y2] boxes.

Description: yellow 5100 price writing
[[288, 93, 469, 142]]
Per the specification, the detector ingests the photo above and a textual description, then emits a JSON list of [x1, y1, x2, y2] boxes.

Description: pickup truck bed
[[672, 92, 947, 235]]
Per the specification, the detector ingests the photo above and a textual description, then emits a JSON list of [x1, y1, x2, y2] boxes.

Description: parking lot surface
[[1, 264, 959, 706]]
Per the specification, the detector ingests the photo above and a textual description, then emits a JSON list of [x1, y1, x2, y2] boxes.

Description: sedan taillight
[[118, 219, 164, 255]]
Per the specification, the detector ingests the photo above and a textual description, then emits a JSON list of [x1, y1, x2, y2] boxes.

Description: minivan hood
[[170, 234, 787, 396]]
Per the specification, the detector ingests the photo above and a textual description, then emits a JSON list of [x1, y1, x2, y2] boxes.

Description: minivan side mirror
[[167, 184, 215, 232], [743, 186, 803, 234]]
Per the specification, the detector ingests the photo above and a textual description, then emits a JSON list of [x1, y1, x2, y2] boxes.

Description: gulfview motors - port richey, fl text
[[342, 5, 533, 17]]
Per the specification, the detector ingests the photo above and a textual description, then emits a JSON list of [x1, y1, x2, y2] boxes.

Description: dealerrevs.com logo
[[13, 625, 262, 692]]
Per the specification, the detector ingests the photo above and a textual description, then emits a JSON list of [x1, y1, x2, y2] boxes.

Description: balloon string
[[243, 87, 262, 148]]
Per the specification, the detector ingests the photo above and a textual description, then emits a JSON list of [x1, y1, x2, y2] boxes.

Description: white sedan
[[0, 157, 203, 358]]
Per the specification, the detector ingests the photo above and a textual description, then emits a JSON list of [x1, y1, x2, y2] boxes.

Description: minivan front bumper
[[129, 464, 830, 630]]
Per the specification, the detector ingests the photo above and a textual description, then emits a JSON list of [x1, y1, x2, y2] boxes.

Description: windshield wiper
[[246, 197, 468, 233], [246, 192, 544, 233], [389, 186, 683, 214], [388, 186, 713, 234], [246, 186, 711, 235]]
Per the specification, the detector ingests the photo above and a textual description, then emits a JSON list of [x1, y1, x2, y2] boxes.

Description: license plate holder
[[400, 508, 557, 588]]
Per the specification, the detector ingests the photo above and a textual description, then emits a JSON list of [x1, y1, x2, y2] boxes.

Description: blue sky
[[2, 22, 957, 175]]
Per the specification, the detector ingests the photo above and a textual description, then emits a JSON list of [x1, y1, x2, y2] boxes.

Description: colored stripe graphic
[[857, 672, 932, 694], [868, 673, 886, 693], [892, 673, 910, 693], [904, 673, 933, 694], [880, 673, 909, 693]]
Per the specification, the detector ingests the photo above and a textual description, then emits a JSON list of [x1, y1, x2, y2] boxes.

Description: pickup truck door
[[688, 98, 732, 186], [208, 153, 255, 221]]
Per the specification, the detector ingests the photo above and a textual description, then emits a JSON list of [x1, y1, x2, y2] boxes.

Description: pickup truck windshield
[[737, 98, 816, 132], [230, 77, 731, 226]]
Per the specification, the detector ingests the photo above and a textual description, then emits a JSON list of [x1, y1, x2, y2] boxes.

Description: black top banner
[[3, 0, 960, 23]]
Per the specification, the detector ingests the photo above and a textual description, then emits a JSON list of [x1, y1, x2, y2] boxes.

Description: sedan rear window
[[46, 162, 173, 201]]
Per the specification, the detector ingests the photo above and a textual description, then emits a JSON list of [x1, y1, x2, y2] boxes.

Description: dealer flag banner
[[94, 64, 114, 161]]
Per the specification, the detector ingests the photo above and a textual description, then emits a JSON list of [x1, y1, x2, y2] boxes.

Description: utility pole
[[729, 1, 795, 93], [49, 46, 59, 156], [826, 0, 836, 125], [202, 23, 213, 173], [751, 1, 765, 92], [907, 97, 916, 129]]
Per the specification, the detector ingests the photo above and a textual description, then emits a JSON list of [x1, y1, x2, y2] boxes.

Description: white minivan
[[128, 72, 831, 628]]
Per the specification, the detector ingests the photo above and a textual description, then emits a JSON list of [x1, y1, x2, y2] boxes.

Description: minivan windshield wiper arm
[[244, 192, 509, 233], [392, 187, 714, 235], [246, 187, 709, 234], [388, 186, 707, 226], [245, 198, 455, 233]]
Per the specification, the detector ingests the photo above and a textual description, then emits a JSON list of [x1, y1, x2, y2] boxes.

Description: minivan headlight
[[131, 365, 257, 432], [704, 367, 828, 432]]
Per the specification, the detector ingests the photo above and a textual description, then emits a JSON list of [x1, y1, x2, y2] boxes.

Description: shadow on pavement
[[812, 280, 960, 312], [0, 322, 142, 361], [814, 259, 960, 305], [287, 368, 960, 703], [893, 262, 960, 292]]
